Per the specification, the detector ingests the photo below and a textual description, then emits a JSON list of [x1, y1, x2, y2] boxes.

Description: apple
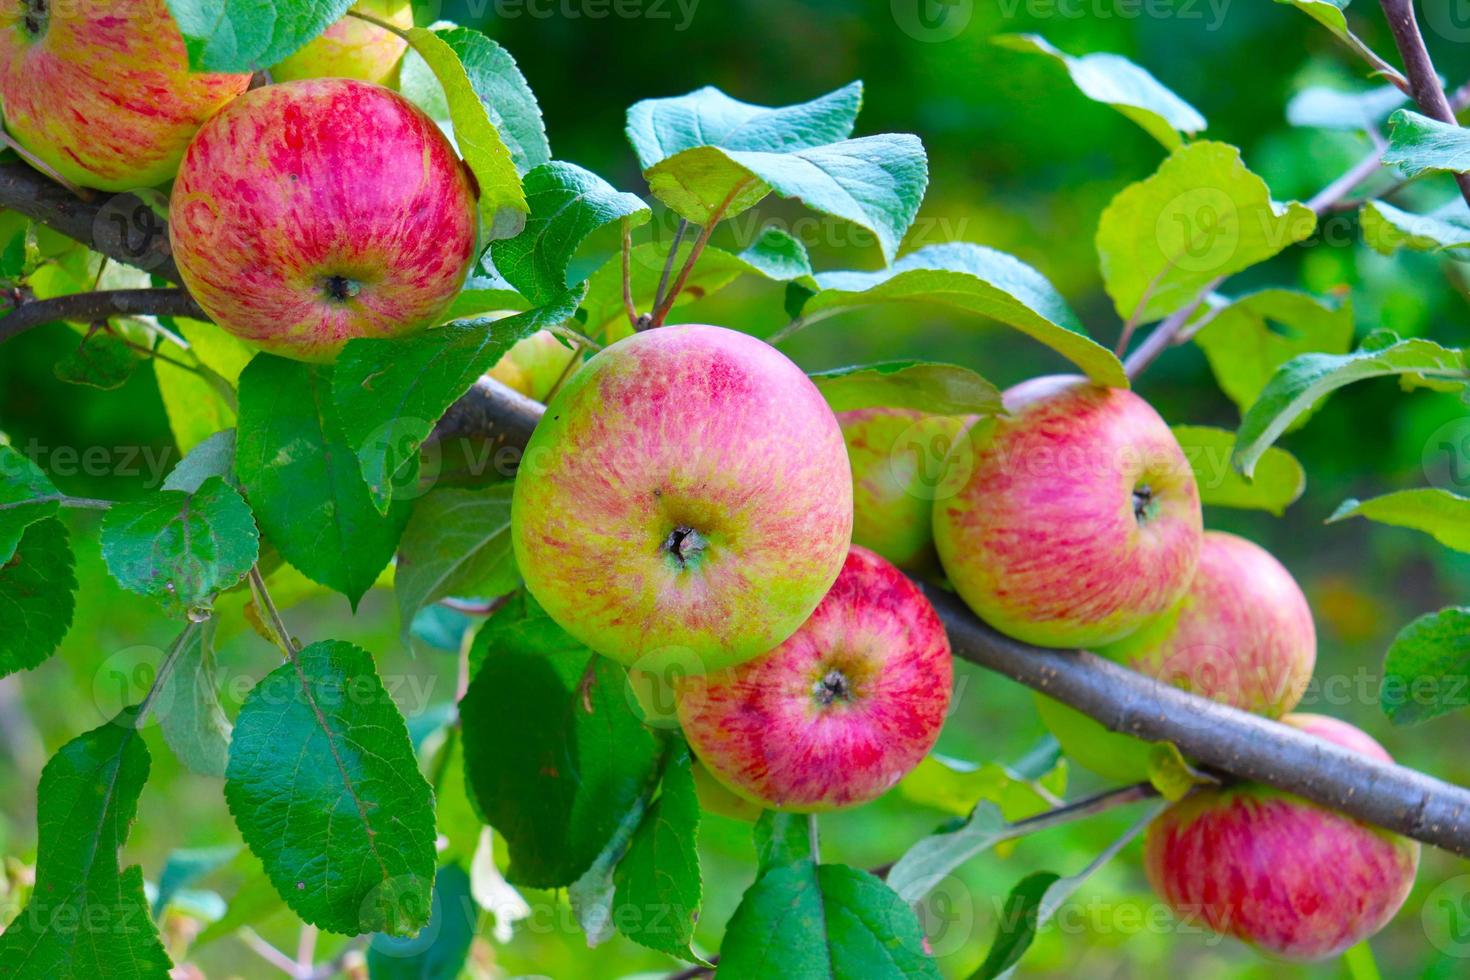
[[1145, 713, 1420, 960], [1037, 530, 1317, 781], [511, 323, 852, 673], [488, 330, 577, 403], [0, 0, 249, 191], [270, 0, 414, 87], [933, 375, 1202, 648], [675, 546, 952, 812], [691, 758, 762, 822], [169, 78, 478, 361], [838, 408, 970, 572]]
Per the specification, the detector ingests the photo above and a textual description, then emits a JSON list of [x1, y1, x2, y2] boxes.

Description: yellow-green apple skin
[[487, 331, 576, 403], [676, 546, 952, 812], [169, 79, 478, 361], [1037, 530, 1317, 780], [511, 324, 853, 673], [838, 408, 970, 572], [0, 0, 249, 191], [270, 0, 413, 86], [691, 758, 762, 822], [933, 375, 1202, 648], [1145, 714, 1419, 960]]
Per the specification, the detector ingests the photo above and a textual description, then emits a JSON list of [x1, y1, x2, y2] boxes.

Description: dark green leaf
[[54, 330, 138, 390], [0, 712, 172, 978], [490, 162, 650, 306], [224, 641, 438, 935], [157, 618, 232, 778], [752, 810, 813, 876], [237, 355, 411, 607], [1234, 336, 1465, 476], [1329, 488, 1470, 552], [1380, 607, 1470, 725], [1384, 109, 1470, 177], [366, 863, 477, 980], [153, 845, 239, 919], [972, 872, 1061, 980], [995, 34, 1204, 147], [1172, 425, 1305, 516], [719, 863, 940, 980], [613, 746, 704, 961], [165, 0, 352, 72], [460, 595, 662, 888], [1096, 141, 1316, 324], [0, 518, 77, 679], [801, 242, 1125, 386], [100, 477, 258, 619], [809, 361, 1003, 415], [568, 794, 648, 947], [0, 443, 60, 564], [332, 290, 583, 512], [395, 485, 517, 642]]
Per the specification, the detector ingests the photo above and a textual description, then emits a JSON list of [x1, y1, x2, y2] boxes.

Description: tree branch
[[0, 288, 205, 343], [1378, 0, 1470, 208]]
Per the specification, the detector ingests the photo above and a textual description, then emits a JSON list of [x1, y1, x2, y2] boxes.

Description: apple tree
[[2, 0, 1470, 977]]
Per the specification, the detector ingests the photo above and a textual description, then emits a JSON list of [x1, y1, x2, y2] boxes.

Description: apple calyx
[[1132, 482, 1157, 524], [22, 0, 48, 38], [322, 274, 362, 303], [811, 667, 855, 707], [662, 525, 708, 569]]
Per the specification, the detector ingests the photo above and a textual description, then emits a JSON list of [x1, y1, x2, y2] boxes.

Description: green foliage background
[[4, 1, 1470, 977]]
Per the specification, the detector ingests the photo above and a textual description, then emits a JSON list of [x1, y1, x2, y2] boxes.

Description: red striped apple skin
[[1145, 714, 1419, 960], [512, 324, 852, 673], [169, 79, 478, 361], [0, 0, 249, 191], [676, 546, 952, 812], [933, 375, 1202, 648]]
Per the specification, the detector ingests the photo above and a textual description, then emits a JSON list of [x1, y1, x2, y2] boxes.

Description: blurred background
[[3, 0, 1470, 977]]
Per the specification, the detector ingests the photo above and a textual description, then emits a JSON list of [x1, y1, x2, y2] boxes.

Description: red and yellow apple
[[933, 375, 1202, 648], [512, 324, 852, 672], [1145, 714, 1419, 960], [270, 0, 414, 87], [691, 758, 762, 822], [0, 0, 249, 191], [838, 408, 970, 572], [169, 79, 478, 361], [1037, 530, 1317, 780], [488, 331, 577, 403], [675, 546, 952, 811]]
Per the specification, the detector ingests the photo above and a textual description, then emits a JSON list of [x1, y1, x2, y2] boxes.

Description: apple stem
[[620, 217, 638, 328], [652, 219, 690, 314], [648, 180, 755, 327]]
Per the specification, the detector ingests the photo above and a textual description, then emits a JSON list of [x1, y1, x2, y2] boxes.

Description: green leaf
[[719, 863, 940, 979], [366, 863, 477, 980], [429, 27, 548, 175], [157, 618, 232, 779], [1361, 198, 1470, 255], [165, 0, 352, 71], [646, 136, 927, 263], [1286, 84, 1406, 130], [459, 594, 662, 888], [1273, 0, 1352, 40], [161, 429, 238, 494], [0, 712, 173, 979], [1173, 425, 1305, 515], [740, 226, 816, 281], [897, 754, 1065, 821], [490, 162, 651, 306], [626, 81, 863, 170], [752, 811, 815, 876], [395, 485, 517, 642], [332, 291, 583, 513], [885, 802, 1008, 905], [1379, 607, 1470, 725], [404, 27, 528, 240], [612, 746, 704, 962], [0, 443, 60, 564], [1329, 488, 1470, 552], [1234, 336, 1466, 476], [1384, 109, 1470, 177], [100, 477, 258, 619], [801, 242, 1126, 386], [153, 844, 239, 919], [810, 361, 1003, 415], [1193, 289, 1356, 422], [224, 640, 437, 936], [0, 518, 77, 679], [236, 355, 411, 607], [567, 795, 649, 947], [54, 330, 139, 390], [1097, 141, 1316, 325], [995, 34, 1204, 148]]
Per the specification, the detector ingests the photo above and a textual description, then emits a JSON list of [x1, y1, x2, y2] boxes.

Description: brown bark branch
[[0, 287, 205, 343], [1378, 0, 1470, 208]]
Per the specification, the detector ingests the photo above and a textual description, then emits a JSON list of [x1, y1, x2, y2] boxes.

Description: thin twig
[[620, 217, 638, 328], [1378, 0, 1470, 208], [248, 566, 300, 656], [549, 323, 602, 353], [649, 182, 754, 327], [652, 219, 689, 312], [135, 620, 203, 723], [237, 927, 303, 977]]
